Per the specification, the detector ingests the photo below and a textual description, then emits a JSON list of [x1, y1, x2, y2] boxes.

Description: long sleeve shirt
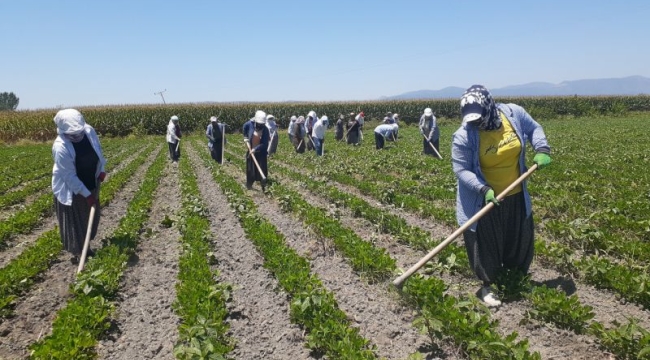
[[266, 120, 278, 138], [287, 120, 295, 135], [374, 124, 395, 138], [52, 124, 106, 205], [245, 124, 270, 155], [206, 123, 225, 143], [166, 121, 181, 143], [312, 119, 326, 139], [419, 115, 439, 142], [451, 103, 551, 231]]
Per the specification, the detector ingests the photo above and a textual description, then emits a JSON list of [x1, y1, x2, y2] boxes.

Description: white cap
[[254, 110, 266, 124], [424, 108, 433, 116], [308, 110, 316, 118], [393, 113, 399, 118], [290, 115, 297, 121], [321, 115, 328, 121], [266, 114, 275, 121], [54, 108, 86, 135], [210, 116, 218, 122], [171, 115, 179, 121]]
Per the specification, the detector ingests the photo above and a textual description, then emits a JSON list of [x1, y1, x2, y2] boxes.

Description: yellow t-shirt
[[479, 113, 522, 196]]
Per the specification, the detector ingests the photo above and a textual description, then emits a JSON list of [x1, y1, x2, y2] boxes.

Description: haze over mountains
[[382, 76, 650, 100]]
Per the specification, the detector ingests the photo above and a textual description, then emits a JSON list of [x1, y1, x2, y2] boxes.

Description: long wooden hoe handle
[[245, 140, 267, 180], [221, 125, 225, 164], [392, 164, 539, 287], [77, 203, 97, 273], [423, 133, 443, 159], [307, 134, 316, 148], [342, 128, 350, 141]]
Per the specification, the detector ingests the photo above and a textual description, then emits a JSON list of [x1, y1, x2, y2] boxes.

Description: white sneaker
[[480, 286, 502, 307]]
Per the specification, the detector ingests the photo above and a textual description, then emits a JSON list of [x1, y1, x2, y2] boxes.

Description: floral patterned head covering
[[460, 85, 501, 131]]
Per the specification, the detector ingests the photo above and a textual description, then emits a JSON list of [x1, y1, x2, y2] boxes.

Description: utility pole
[[154, 89, 167, 104]]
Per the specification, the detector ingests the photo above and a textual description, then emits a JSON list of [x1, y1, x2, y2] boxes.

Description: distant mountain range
[[382, 76, 650, 100]]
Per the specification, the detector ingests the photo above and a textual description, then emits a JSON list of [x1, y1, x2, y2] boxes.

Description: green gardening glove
[[485, 189, 499, 206], [533, 153, 551, 169]]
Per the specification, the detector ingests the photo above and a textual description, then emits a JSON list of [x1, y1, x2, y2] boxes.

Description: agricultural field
[[0, 110, 648, 359]]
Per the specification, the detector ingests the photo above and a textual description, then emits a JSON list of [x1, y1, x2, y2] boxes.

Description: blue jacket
[[451, 103, 550, 231], [244, 122, 270, 156]]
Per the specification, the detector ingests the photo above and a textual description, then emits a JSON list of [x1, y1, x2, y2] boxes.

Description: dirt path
[[0, 146, 162, 359], [98, 159, 182, 359], [0, 146, 149, 268], [186, 145, 314, 360]]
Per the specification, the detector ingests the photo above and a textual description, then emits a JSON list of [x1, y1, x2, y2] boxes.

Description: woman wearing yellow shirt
[[452, 85, 552, 307]]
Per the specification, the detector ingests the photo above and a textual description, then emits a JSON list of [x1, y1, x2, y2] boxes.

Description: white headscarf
[[54, 109, 86, 135]]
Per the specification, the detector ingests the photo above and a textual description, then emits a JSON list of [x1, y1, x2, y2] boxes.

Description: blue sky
[[2, 1, 648, 109]]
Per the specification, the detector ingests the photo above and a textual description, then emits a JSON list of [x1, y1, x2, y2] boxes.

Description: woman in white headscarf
[[287, 115, 297, 143], [266, 114, 279, 156], [244, 110, 270, 191], [292, 116, 306, 153], [206, 116, 226, 164], [166, 115, 182, 162], [52, 109, 106, 264], [419, 107, 440, 158], [305, 110, 318, 151]]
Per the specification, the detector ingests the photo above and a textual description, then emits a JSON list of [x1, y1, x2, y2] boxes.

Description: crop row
[[0, 139, 123, 195], [225, 135, 650, 358], [173, 149, 233, 358], [0, 141, 130, 210], [219, 145, 539, 359], [192, 141, 378, 359], [0, 140, 153, 247], [272, 135, 457, 224], [0, 142, 158, 318], [29, 146, 166, 359], [265, 122, 650, 311]]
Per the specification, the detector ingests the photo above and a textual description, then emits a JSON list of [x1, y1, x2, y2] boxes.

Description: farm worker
[[206, 116, 226, 164], [393, 113, 400, 125], [51, 109, 106, 264], [312, 115, 327, 156], [419, 107, 441, 158], [288, 115, 297, 143], [452, 85, 552, 307], [384, 112, 395, 124], [166, 115, 182, 162], [374, 122, 397, 150], [266, 114, 279, 156], [356, 111, 365, 141], [244, 110, 270, 191], [389, 123, 399, 140], [292, 116, 306, 153], [335, 114, 344, 141], [305, 110, 318, 151], [346, 112, 361, 145]]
